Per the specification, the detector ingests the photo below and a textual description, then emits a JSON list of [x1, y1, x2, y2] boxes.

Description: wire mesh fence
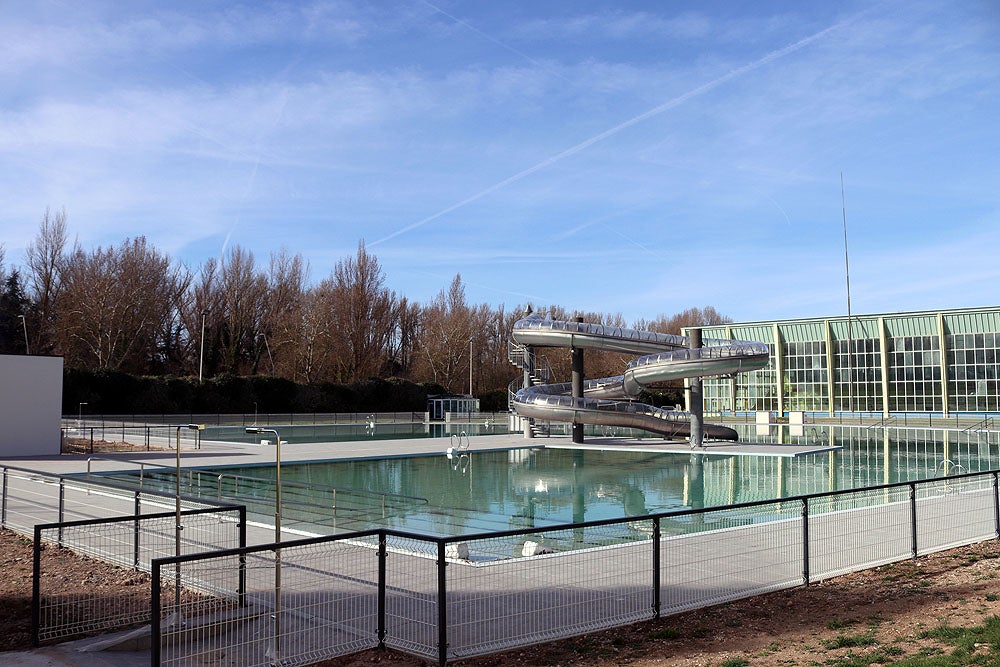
[[444, 521, 656, 660], [1, 465, 226, 538], [154, 532, 384, 667], [32, 505, 245, 646], [151, 469, 1000, 666]]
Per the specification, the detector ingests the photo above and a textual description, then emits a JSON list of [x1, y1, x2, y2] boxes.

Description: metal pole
[[31, 526, 42, 647], [244, 426, 282, 661], [18, 315, 29, 354], [651, 517, 661, 618], [437, 541, 448, 667], [377, 533, 387, 648], [57, 480, 64, 545], [174, 424, 202, 620], [134, 491, 141, 569], [238, 506, 247, 607], [198, 309, 209, 383], [993, 472, 999, 540], [175, 426, 183, 616], [151, 560, 162, 665], [469, 337, 473, 397], [909, 483, 918, 559], [273, 428, 282, 663], [842, 173, 854, 414], [801, 498, 810, 585]]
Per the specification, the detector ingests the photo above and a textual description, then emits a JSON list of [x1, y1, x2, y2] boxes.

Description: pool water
[[159, 423, 999, 538]]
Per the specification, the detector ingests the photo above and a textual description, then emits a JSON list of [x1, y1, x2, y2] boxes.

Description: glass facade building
[[685, 306, 1000, 416]]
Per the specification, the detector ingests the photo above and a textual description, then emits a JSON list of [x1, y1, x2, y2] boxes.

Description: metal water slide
[[510, 314, 770, 441]]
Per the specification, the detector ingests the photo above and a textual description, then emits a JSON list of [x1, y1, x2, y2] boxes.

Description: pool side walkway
[[547, 437, 840, 457]]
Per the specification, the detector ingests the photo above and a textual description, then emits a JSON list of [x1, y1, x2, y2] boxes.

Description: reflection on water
[[167, 424, 998, 539]]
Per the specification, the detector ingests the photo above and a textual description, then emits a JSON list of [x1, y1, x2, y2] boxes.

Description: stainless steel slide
[[511, 314, 770, 441]]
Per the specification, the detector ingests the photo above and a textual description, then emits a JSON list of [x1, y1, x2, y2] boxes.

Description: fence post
[[1, 467, 7, 528], [134, 491, 141, 569], [652, 517, 661, 618], [57, 480, 65, 545], [378, 532, 387, 647], [89, 427, 94, 454], [238, 507, 247, 607], [909, 482, 918, 559], [801, 498, 810, 585], [151, 559, 162, 666], [993, 472, 999, 540], [31, 525, 42, 647], [437, 541, 448, 667]]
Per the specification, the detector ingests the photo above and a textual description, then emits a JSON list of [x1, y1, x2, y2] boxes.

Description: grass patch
[[891, 615, 1000, 665], [820, 631, 877, 650], [648, 627, 679, 640], [720, 659, 749, 667]]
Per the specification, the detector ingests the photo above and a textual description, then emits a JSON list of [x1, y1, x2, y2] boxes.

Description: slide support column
[[689, 328, 704, 448]]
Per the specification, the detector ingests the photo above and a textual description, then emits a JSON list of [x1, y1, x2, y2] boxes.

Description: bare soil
[[4, 528, 1000, 665]]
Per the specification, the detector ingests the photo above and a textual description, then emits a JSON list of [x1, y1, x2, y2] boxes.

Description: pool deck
[[0, 432, 838, 477], [545, 437, 841, 457]]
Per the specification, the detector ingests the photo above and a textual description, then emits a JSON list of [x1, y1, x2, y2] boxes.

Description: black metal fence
[[32, 505, 246, 646], [151, 469, 1000, 666]]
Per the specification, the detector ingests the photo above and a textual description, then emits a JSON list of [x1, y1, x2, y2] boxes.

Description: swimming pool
[[120, 423, 999, 539]]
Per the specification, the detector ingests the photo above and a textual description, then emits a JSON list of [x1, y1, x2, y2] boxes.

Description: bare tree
[[327, 241, 398, 382], [215, 246, 268, 375], [635, 306, 732, 335], [24, 208, 71, 354], [54, 237, 187, 372], [414, 274, 477, 393], [261, 249, 307, 376], [290, 283, 335, 384], [390, 296, 422, 378]]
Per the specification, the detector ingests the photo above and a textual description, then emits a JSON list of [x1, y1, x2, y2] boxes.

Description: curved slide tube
[[511, 314, 770, 441]]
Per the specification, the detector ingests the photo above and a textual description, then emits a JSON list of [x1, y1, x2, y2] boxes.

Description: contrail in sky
[[371, 10, 864, 248]]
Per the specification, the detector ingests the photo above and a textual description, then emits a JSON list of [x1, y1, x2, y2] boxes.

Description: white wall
[[0, 355, 63, 457]]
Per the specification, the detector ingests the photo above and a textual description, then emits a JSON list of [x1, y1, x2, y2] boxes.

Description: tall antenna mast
[[841, 172, 854, 414]]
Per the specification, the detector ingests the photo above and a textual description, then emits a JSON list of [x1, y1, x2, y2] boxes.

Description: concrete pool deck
[[0, 431, 838, 477]]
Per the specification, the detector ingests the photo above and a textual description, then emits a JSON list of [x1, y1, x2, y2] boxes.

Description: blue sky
[[2, 0, 998, 325]]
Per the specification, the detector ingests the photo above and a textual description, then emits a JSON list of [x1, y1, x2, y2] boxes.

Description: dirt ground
[[4, 528, 1000, 666]]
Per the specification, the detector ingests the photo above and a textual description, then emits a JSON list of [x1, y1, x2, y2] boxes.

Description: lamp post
[[469, 337, 474, 397], [174, 423, 203, 620], [257, 333, 275, 375], [78, 402, 87, 429], [245, 426, 282, 660], [17, 315, 28, 354], [198, 309, 210, 383]]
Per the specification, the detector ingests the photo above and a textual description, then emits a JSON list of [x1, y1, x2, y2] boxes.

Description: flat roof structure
[[684, 305, 1000, 417]]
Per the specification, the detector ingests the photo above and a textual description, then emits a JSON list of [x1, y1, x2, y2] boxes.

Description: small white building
[[427, 394, 479, 421], [0, 354, 63, 457]]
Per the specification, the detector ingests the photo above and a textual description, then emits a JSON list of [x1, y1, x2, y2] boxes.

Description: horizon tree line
[[0, 209, 732, 397]]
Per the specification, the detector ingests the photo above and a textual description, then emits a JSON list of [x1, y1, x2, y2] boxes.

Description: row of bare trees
[[1, 210, 731, 397]]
